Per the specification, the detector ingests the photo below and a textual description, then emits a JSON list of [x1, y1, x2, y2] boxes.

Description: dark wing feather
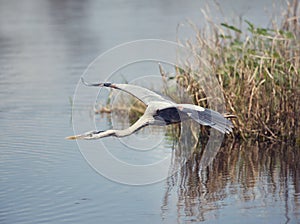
[[177, 104, 233, 134]]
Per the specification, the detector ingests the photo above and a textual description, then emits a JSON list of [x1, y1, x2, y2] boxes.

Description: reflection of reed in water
[[162, 140, 300, 222]]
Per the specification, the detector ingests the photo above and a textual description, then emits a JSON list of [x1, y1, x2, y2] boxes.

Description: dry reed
[[173, 0, 299, 143]]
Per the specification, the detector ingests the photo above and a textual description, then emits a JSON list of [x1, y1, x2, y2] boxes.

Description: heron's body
[[66, 79, 233, 140]]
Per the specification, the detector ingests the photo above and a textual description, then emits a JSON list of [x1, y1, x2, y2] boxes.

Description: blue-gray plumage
[[66, 78, 233, 140]]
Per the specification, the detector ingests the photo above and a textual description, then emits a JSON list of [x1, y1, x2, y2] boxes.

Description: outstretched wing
[[81, 78, 169, 105], [177, 104, 233, 134]]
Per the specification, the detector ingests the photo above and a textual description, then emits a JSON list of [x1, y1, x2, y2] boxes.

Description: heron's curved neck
[[115, 115, 152, 137]]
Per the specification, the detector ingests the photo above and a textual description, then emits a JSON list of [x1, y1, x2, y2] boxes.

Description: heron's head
[[65, 130, 103, 140]]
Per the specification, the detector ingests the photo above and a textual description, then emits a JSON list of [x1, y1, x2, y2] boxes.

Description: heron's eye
[[156, 109, 160, 114]]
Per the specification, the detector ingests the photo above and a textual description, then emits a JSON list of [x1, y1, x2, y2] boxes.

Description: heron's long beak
[[65, 135, 78, 140], [65, 133, 87, 140], [65, 130, 103, 140]]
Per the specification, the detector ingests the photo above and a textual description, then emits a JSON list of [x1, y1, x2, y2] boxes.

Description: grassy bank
[[96, 1, 299, 144], [173, 0, 299, 143]]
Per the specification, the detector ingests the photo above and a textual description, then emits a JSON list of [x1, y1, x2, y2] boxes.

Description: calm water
[[0, 0, 299, 223]]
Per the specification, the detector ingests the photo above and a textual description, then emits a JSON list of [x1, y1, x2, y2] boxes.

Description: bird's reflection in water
[[162, 134, 300, 223]]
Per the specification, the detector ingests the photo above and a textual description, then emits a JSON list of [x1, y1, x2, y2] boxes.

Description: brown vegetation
[[173, 0, 299, 143]]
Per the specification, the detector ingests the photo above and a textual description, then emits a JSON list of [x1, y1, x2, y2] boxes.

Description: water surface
[[0, 0, 299, 223]]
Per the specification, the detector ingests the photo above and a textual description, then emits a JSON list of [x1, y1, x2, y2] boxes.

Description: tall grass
[[174, 0, 299, 142], [97, 1, 299, 144]]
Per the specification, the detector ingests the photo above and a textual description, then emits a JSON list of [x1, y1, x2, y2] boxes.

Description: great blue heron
[[66, 78, 233, 140]]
